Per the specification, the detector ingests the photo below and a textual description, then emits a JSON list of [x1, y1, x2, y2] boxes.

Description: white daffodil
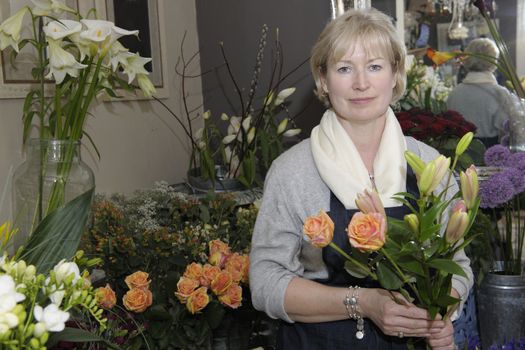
[[33, 304, 69, 332], [223, 134, 236, 145], [242, 116, 252, 132], [274, 87, 296, 106], [277, 118, 289, 135], [283, 128, 301, 137], [137, 73, 156, 97], [0, 275, 25, 313], [46, 39, 87, 84], [43, 20, 81, 41], [52, 259, 80, 285], [31, 0, 76, 16], [121, 53, 151, 84], [109, 40, 129, 71], [0, 7, 28, 52]]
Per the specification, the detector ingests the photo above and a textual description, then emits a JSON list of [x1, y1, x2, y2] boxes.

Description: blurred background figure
[[446, 37, 513, 148]]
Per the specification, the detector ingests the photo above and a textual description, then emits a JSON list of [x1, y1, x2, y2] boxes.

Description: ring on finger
[[397, 331, 404, 339]]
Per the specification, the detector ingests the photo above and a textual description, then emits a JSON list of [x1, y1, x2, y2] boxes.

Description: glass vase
[[507, 97, 525, 152], [12, 139, 95, 248]]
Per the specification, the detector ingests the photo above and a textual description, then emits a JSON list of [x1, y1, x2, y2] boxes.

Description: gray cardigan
[[249, 137, 473, 323]]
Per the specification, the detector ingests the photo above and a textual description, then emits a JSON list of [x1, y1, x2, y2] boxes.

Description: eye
[[369, 64, 382, 72], [337, 66, 352, 74]]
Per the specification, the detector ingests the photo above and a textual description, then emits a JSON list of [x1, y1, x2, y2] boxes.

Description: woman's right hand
[[361, 288, 446, 338]]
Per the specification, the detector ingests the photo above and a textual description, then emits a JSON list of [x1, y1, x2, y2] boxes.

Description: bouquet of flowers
[[478, 144, 525, 275], [303, 132, 479, 323]]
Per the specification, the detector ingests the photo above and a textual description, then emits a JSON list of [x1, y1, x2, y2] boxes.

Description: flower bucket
[[477, 271, 525, 349]]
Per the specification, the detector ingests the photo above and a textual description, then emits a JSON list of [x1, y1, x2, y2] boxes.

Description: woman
[[249, 8, 472, 350], [447, 37, 512, 148]]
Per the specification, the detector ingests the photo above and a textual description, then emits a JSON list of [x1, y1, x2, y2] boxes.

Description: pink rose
[[303, 211, 334, 248], [347, 212, 386, 252]]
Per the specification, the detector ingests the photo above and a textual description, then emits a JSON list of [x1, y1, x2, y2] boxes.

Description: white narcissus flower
[[33, 304, 70, 332], [283, 129, 301, 137], [274, 87, 296, 106], [46, 39, 87, 84], [0, 275, 25, 313], [52, 259, 80, 285], [137, 73, 156, 97], [30, 0, 75, 16], [121, 53, 151, 84], [0, 7, 28, 52], [43, 20, 81, 41]]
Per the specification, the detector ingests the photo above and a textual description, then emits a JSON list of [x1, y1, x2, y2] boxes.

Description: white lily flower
[[247, 127, 256, 144], [79, 20, 113, 43], [34, 304, 69, 332], [242, 116, 252, 132], [43, 20, 81, 41], [121, 53, 151, 84], [283, 128, 301, 137], [223, 134, 237, 145], [0, 7, 28, 52], [52, 259, 80, 285], [137, 73, 156, 97], [46, 39, 88, 84], [0, 275, 25, 313], [30, 0, 75, 16], [274, 87, 296, 106], [109, 40, 129, 71], [68, 31, 92, 61], [277, 118, 289, 135]]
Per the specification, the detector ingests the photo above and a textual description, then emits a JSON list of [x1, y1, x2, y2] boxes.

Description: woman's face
[[321, 44, 396, 125]]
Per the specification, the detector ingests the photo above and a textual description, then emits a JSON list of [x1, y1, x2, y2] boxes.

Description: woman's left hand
[[426, 316, 455, 350]]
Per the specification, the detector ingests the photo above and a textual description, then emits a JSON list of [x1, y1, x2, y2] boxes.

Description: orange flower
[[303, 211, 334, 248], [210, 270, 233, 295], [186, 286, 210, 314], [426, 48, 457, 66], [125, 271, 151, 290], [201, 264, 221, 287], [123, 288, 153, 313], [218, 284, 243, 309], [347, 212, 386, 252], [183, 262, 203, 280], [224, 253, 249, 283], [175, 277, 200, 303], [208, 240, 231, 268], [95, 284, 116, 309]]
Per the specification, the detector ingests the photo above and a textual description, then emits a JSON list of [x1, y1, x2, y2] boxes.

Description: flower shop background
[[0, 0, 201, 223]]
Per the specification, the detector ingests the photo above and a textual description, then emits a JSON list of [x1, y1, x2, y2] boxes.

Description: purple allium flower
[[484, 145, 511, 166], [502, 167, 525, 193], [479, 172, 515, 208], [500, 134, 510, 147], [506, 151, 525, 173]]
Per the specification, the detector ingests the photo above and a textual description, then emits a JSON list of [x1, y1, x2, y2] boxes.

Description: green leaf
[[146, 305, 172, 321], [344, 260, 370, 279], [376, 261, 404, 290], [396, 258, 425, 277], [47, 328, 122, 349], [203, 301, 225, 329], [20, 188, 94, 273], [427, 259, 467, 278], [435, 293, 460, 308]]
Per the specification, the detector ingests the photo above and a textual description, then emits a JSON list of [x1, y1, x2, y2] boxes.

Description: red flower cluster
[[395, 108, 476, 142]]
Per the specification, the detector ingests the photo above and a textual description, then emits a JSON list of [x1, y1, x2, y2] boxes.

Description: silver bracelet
[[343, 286, 365, 340]]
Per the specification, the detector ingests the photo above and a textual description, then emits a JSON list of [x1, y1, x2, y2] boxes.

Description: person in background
[[447, 37, 513, 148], [249, 7, 471, 350]]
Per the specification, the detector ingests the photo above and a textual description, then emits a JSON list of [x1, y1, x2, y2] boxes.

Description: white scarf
[[310, 108, 407, 209], [462, 71, 498, 85]]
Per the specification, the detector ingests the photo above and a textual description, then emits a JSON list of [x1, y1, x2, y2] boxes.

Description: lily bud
[[220, 113, 229, 121], [428, 155, 450, 193], [445, 210, 469, 245], [404, 214, 419, 235], [202, 110, 211, 120], [247, 127, 256, 144], [404, 151, 425, 176], [418, 162, 436, 196], [222, 134, 236, 145], [274, 87, 296, 106], [283, 128, 301, 137], [242, 116, 252, 132], [277, 118, 289, 135], [455, 132, 474, 156], [460, 165, 478, 210], [355, 189, 386, 217]]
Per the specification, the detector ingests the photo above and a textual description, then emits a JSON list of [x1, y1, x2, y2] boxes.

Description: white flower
[[52, 259, 80, 285], [220, 113, 229, 121], [0, 275, 25, 313], [33, 322, 46, 338], [80, 19, 138, 48], [228, 116, 241, 134], [137, 73, 156, 97], [274, 87, 296, 106], [194, 127, 204, 140], [46, 39, 88, 84], [242, 116, 252, 132], [247, 127, 256, 144], [222, 134, 236, 145], [0, 7, 28, 52], [108, 40, 129, 71], [0, 312, 19, 329], [277, 118, 289, 135], [43, 20, 82, 41], [33, 304, 69, 332], [30, 0, 75, 16], [283, 128, 301, 137], [121, 53, 151, 84], [49, 289, 65, 306]]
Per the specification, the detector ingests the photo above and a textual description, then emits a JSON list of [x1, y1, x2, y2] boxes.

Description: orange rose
[[225, 253, 249, 283], [218, 284, 243, 309], [347, 212, 386, 252], [210, 270, 232, 295], [123, 288, 153, 313], [303, 211, 334, 248], [95, 284, 117, 309], [183, 262, 203, 280], [175, 277, 200, 303], [186, 286, 210, 314], [125, 271, 151, 290], [208, 240, 231, 268], [201, 264, 221, 287], [240, 255, 249, 284]]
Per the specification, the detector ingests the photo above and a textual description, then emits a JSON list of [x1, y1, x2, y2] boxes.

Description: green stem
[[328, 242, 378, 280], [380, 248, 421, 301]]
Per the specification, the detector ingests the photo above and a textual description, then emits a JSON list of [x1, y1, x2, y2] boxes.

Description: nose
[[352, 69, 370, 91]]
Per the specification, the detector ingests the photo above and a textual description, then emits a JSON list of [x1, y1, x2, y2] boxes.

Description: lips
[[349, 97, 374, 104]]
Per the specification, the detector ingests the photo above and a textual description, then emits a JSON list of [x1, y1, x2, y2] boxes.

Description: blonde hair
[[310, 8, 406, 107], [464, 38, 499, 72]]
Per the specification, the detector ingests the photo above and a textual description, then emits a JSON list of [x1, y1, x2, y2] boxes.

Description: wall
[[0, 0, 202, 222]]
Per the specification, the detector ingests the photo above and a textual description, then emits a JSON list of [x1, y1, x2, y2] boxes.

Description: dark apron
[[276, 167, 426, 349]]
